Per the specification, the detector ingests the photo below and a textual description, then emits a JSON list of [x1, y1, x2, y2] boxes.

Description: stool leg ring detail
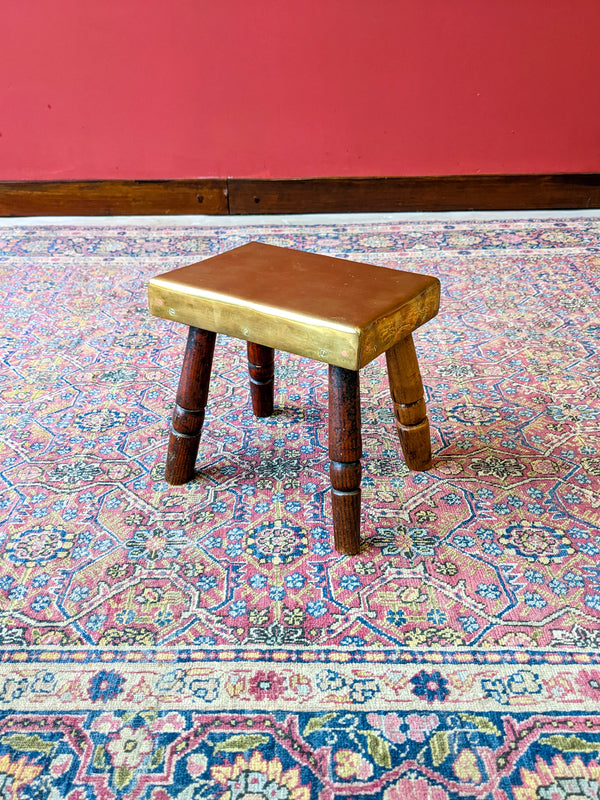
[[385, 334, 432, 471], [329, 365, 362, 555], [247, 342, 275, 417], [165, 326, 216, 485]]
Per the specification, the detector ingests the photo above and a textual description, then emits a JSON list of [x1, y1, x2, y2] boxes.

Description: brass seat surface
[[148, 242, 440, 369]]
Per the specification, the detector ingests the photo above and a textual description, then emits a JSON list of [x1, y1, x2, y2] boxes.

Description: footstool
[[148, 242, 440, 555]]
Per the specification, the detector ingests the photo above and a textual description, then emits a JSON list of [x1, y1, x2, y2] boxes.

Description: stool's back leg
[[329, 365, 362, 555], [165, 326, 216, 485], [385, 334, 432, 471], [247, 342, 275, 417]]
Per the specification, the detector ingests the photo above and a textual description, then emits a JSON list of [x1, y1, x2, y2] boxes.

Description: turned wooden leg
[[247, 342, 274, 417], [328, 365, 362, 555], [165, 326, 216, 485], [385, 334, 432, 470]]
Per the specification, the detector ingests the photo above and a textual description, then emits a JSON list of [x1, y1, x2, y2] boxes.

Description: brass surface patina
[[148, 242, 440, 369]]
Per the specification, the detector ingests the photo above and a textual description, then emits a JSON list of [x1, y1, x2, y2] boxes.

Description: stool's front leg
[[385, 334, 432, 471], [247, 342, 274, 417], [329, 365, 362, 555], [165, 326, 216, 485]]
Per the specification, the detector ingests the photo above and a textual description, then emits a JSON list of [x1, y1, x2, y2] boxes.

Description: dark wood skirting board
[[228, 175, 600, 214], [0, 180, 229, 216], [1, 174, 599, 216]]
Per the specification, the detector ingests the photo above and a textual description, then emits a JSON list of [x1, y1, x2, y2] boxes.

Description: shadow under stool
[[148, 242, 440, 555]]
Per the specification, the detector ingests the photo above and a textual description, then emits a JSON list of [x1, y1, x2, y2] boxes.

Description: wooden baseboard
[[228, 174, 600, 214], [1, 174, 599, 216], [0, 180, 229, 216]]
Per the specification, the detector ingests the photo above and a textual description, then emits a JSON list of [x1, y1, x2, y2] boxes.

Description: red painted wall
[[2, 1, 599, 180]]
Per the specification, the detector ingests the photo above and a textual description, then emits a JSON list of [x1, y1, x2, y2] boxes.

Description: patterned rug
[[0, 216, 599, 798]]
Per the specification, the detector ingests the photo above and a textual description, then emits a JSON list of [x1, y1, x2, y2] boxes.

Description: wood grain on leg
[[247, 342, 274, 417], [385, 335, 432, 471], [328, 365, 362, 555], [165, 326, 216, 485]]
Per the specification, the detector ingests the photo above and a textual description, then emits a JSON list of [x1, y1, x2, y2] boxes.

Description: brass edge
[[148, 283, 362, 369], [149, 277, 359, 335], [357, 281, 441, 368]]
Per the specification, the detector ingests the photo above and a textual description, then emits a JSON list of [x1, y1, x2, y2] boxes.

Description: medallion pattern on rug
[[0, 217, 599, 797]]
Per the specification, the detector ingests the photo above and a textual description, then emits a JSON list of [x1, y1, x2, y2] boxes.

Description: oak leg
[[247, 342, 274, 417], [385, 335, 432, 470], [328, 365, 362, 555], [165, 326, 216, 485]]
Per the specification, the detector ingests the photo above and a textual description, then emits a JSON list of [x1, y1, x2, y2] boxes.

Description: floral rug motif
[[0, 216, 599, 798]]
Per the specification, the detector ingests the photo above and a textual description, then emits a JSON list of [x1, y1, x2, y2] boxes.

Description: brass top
[[148, 242, 440, 369]]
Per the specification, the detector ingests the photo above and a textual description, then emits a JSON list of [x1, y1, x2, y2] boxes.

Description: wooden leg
[[385, 335, 432, 470], [165, 326, 216, 485], [247, 342, 274, 417], [328, 365, 362, 555]]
